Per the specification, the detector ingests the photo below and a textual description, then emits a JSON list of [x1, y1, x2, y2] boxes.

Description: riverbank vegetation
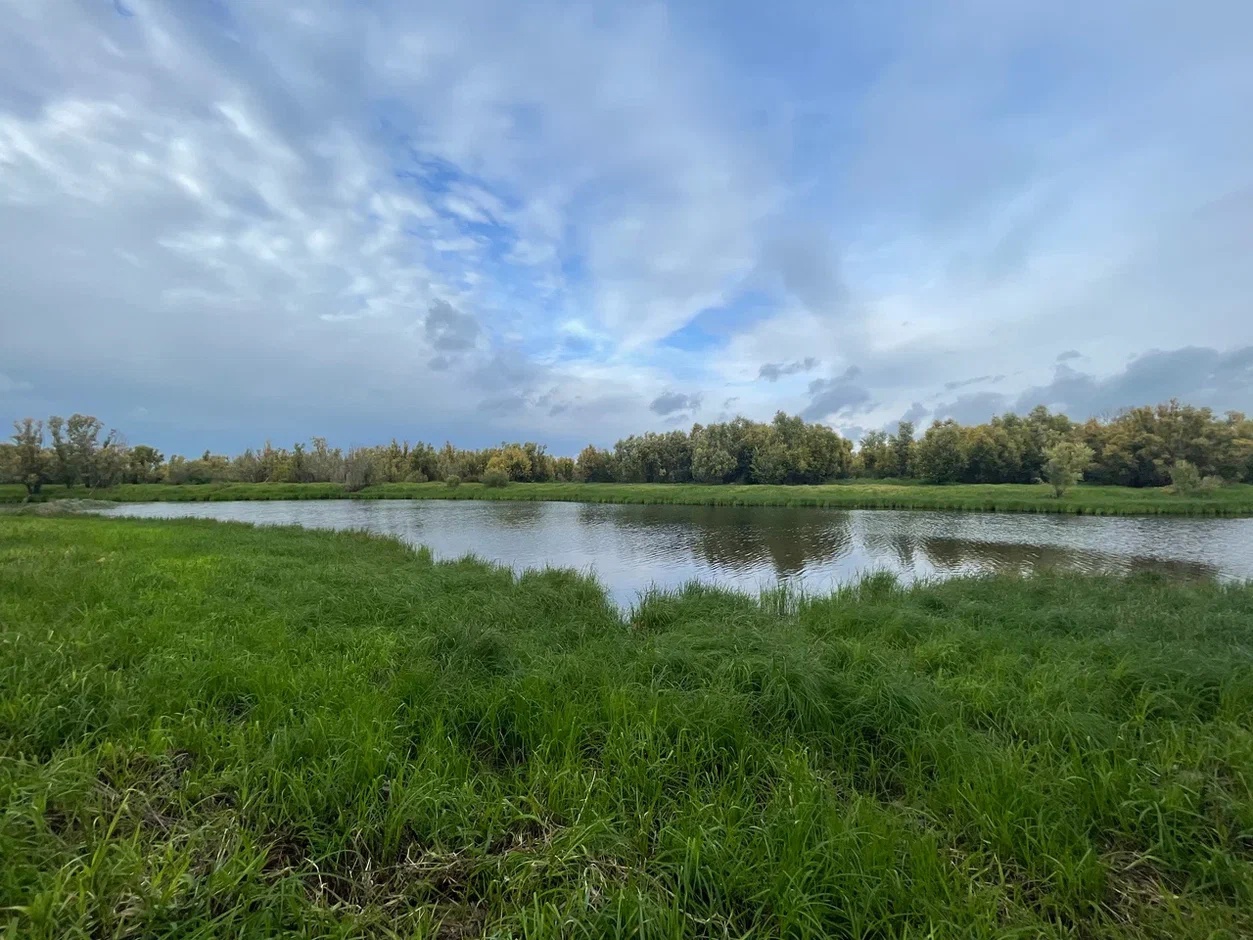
[[2, 516, 1251, 937], [5, 401, 1253, 499], [5, 478, 1253, 515]]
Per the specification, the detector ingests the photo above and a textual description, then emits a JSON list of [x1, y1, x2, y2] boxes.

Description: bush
[[404, 471, 428, 484], [445, 475, 461, 488], [1169, 460, 1202, 495], [481, 469, 509, 488]]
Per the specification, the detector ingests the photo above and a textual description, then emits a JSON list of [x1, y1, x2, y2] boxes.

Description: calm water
[[101, 499, 1253, 606]]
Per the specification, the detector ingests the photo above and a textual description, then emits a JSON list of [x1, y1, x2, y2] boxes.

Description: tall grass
[[1, 516, 1251, 937], [5, 479, 1253, 516]]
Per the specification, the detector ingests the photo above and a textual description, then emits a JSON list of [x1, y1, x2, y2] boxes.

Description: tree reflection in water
[[579, 504, 854, 578], [915, 537, 1219, 580]]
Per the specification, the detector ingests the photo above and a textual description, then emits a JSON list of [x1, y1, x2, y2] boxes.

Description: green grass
[[5, 479, 1253, 515], [2, 516, 1251, 937]]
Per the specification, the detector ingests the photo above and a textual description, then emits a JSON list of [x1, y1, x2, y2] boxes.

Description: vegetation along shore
[[5, 398, 1253, 514], [2, 515, 1251, 937], [5, 479, 1253, 516]]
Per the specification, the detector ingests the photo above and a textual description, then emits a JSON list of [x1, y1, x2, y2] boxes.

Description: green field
[[2, 516, 1251, 937], [5, 479, 1253, 515]]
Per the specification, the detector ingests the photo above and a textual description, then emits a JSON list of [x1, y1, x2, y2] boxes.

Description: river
[[99, 499, 1253, 606]]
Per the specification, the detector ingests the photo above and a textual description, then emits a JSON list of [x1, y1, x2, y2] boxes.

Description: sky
[[2, 0, 1251, 455]]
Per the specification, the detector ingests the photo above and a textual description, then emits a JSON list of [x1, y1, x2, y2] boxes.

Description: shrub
[[481, 468, 509, 488], [404, 471, 428, 484], [445, 474, 461, 488], [1169, 460, 1202, 495]]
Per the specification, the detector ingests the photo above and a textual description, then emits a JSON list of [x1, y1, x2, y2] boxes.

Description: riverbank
[[5, 478, 1253, 515], [2, 516, 1250, 937]]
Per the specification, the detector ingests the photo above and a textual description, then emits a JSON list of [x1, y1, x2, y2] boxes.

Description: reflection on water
[[102, 499, 1252, 606], [491, 501, 546, 529], [915, 537, 1219, 581], [583, 504, 855, 578]]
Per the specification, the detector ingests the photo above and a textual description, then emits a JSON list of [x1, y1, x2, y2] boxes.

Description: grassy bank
[[2, 517, 1251, 937], [5, 479, 1253, 515]]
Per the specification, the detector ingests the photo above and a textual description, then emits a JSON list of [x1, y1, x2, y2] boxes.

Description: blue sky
[[1, 0, 1251, 454]]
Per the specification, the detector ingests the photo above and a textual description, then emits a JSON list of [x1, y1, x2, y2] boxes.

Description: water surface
[[101, 500, 1253, 606]]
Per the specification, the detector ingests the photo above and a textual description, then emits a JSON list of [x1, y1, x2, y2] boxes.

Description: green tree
[[521, 442, 554, 482], [126, 445, 165, 483], [655, 431, 694, 482], [890, 421, 915, 478], [9, 418, 50, 495], [488, 444, 532, 481], [575, 445, 617, 483], [1021, 406, 1073, 481], [85, 431, 127, 489], [65, 414, 106, 488], [1042, 441, 1093, 497], [962, 425, 1021, 483], [46, 415, 75, 487], [1093, 408, 1169, 487], [802, 421, 853, 482], [690, 424, 738, 484], [406, 442, 439, 482], [613, 435, 649, 483], [231, 449, 266, 483], [336, 448, 376, 492], [747, 426, 791, 484], [857, 430, 891, 478], [916, 420, 967, 483], [286, 442, 312, 484]]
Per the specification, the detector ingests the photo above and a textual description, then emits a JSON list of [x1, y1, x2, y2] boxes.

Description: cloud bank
[[1, 1, 1250, 453]]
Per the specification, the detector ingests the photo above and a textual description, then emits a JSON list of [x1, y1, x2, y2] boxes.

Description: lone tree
[[1042, 441, 1093, 497]]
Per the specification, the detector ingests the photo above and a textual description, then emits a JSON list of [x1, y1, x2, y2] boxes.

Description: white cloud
[[0, 0, 1251, 453]]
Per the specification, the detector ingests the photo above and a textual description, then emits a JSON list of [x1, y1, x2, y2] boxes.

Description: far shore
[[5, 479, 1253, 516]]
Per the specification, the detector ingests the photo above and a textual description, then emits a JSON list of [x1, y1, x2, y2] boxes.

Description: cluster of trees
[[860, 402, 1252, 489], [0, 417, 577, 495], [4, 401, 1251, 496], [5, 415, 140, 495], [577, 414, 852, 485], [149, 439, 573, 492]]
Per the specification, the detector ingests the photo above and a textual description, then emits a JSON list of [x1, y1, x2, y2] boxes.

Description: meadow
[[1, 515, 1251, 937], [4, 479, 1253, 516]]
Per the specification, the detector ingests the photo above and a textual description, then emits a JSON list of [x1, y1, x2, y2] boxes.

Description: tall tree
[[46, 415, 75, 487], [10, 418, 49, 495], [890, 421, 915, 478], [857, 430, 891, 478]]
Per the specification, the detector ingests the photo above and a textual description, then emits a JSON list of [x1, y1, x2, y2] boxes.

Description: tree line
[[4, 401, 1251, 496]]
